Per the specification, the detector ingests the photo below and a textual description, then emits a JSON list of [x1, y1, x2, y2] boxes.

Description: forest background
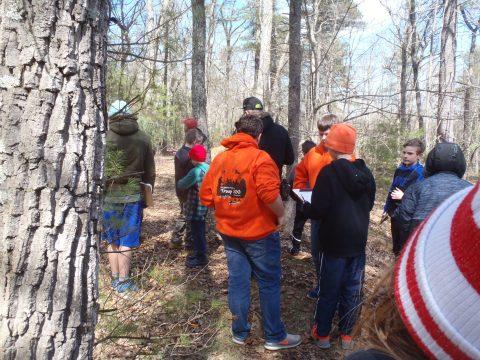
[[109, 0, 480, 186]]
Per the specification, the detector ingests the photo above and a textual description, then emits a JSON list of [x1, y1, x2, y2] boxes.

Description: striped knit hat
[[394, 182, 479, 359]]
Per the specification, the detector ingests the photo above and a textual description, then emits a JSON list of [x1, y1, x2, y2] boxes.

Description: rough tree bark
[[0, 0, 108, 357], [255, 0, 273, 107], [191, 0, 209, 142], [288, 0, 302, 159], [437, 0, 457, 142]]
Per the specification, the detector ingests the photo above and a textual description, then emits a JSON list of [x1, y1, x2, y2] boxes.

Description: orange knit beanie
[[324, 123, 356, 154]]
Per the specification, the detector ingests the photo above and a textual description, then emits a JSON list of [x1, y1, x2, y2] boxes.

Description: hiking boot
[[306, 287, 319, 300], [340, 334, 354, 350], [116, 278, 139, 293], [185, 255, 208, 268], [311, 325, 330, 349], [170, 237, 183, 248], [264, 334, 302, 351]]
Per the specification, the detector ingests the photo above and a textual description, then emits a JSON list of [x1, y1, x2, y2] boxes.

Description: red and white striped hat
[[394, 182, 480, 360]]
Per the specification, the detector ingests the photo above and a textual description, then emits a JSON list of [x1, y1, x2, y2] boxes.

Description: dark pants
[[173, 201, 192, 245], [292, 202, 308, 241], [314, 253, 365, 336], [190, 219, 206, 257], [311, 220, 321, 289], [222, 232, 287, 342], [391, 218, 404, 256]]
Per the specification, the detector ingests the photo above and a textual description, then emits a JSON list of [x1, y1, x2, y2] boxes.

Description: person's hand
[[277, 215, 286, 229], [391, 188, 404, 200]]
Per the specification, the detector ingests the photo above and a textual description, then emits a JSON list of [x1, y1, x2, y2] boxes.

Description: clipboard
[[291, 189, 312, 204]]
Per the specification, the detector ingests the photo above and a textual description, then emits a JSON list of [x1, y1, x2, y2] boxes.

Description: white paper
[[292, 189, 312, 203]]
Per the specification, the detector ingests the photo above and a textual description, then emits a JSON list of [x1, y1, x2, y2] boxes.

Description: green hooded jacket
[[105, 115, 156, 203]]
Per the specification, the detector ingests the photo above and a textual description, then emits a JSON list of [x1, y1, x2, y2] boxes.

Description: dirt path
[[95, 156, 394, 359]]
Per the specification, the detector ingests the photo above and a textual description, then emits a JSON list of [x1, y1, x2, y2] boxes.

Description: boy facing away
[[172, 128, 201, 248], [177, 144, 210, 268], [305, 123, 376, 350], [382, 139, 425, 256]]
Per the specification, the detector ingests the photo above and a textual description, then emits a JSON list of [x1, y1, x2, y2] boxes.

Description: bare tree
[[0, 0, 108, 357], [437, 0, 458, 142], [255, 0, 273, 107], [460, 6, 479, 154], [191, 0, 209, 140], [288, 0, 302, 158]]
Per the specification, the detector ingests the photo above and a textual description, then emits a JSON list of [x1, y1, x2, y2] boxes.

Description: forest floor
[[94, 155, 394, 359]]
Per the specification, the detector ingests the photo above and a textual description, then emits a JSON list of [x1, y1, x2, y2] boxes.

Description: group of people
[[101, 97, 480, 357]]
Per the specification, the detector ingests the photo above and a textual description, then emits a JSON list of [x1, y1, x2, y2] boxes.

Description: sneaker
[[340, 334, 353, 350], [306, 288, 319, 300], [116, 278, 139, 293], [232, 335, 246, 346], [264, 333, 302, 351], [311, 325, 330, 349], [185, 255, 208, 268], [289, 236, 301, 256], [111, 277, 120, 289]]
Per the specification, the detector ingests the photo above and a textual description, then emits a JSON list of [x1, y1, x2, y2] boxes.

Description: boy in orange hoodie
[[293, 114, 338, 299], [200, 114, 301, 351]]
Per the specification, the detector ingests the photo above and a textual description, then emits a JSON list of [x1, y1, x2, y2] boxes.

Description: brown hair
[[355, 267, 426, 360], [234, 114, 263, 138], [403, 138, 425, 155], [184, 129, 199, 145], [317, 114, 339, 131]]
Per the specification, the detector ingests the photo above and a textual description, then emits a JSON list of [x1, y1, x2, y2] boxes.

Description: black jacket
[[174, 145, 194, 202], [306, 158, 376, 257], [259, 114, 294, 174]]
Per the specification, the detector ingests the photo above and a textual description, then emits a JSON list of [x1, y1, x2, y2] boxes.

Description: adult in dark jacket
[[392, 142, 472, 247], [103, 100, 156, 293], [242, 97, 295, 174], [306, 124, 376, 350]]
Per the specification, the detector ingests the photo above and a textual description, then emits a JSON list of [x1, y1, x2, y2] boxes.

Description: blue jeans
[[222, 232, 287, 342], [190, 220, 206, 257], [314, 253, 365, 336], [310, 220, 321, 291]]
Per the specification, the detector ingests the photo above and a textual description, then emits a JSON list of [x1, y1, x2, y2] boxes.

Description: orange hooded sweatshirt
[[293, 143, 332, 189], [199, 133, 280, 240]]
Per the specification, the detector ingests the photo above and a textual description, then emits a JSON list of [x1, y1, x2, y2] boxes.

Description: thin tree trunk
[[409, 0, 424, 132], [191, 0, 209, 142], [288, 0, 302, 160], [0, 0, 108, 357], [399, 30, 409, 131], [255, 0, 273, 107], [437, 0, 458, 142], [460, 9, 479, 157]]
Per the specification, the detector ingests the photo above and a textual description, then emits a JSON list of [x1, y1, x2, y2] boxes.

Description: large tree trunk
[[437, 0, 458, 142], [288, 0, 302, 160], [191, 0, 209, 142], [0, 0, 108, 357], [255, 0, 273, 107]]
